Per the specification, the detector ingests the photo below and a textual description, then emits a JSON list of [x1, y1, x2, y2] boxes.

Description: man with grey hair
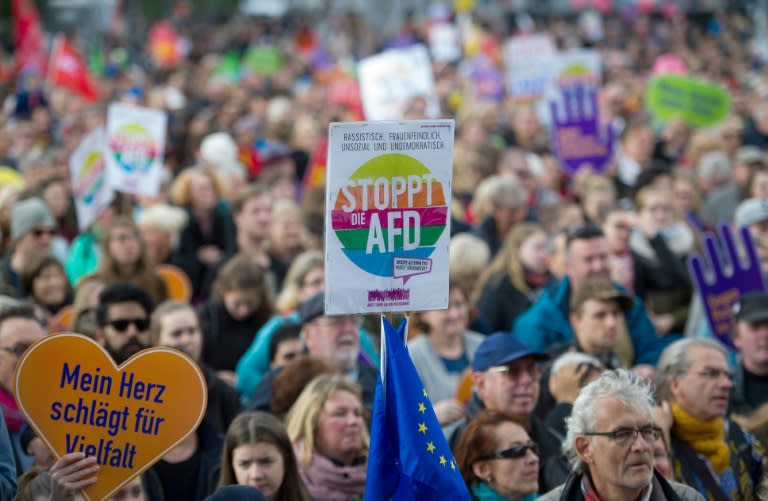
[[472, 175, 528, 256], [655, 338, 764, 501], [540, 369, 703, 501]]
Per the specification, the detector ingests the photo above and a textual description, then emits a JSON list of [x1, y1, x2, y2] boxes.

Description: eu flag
[[365, 317, 471, 501]]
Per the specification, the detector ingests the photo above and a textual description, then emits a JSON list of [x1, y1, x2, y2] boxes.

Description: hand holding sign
[[15, 334, 207, 500], [549, 85, 614, 175], [687, 225, 766, 348]]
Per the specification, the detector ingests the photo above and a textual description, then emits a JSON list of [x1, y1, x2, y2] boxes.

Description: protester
[[655, 338, 764, 500], [285, 374, 368, 501], [455, 411, 540, 501], [409, 283, 484, 425], [149, 300, 241, 434], [19, 252, 72, 320], [538, 369, 703, 501], [216, 411, 310, 501]]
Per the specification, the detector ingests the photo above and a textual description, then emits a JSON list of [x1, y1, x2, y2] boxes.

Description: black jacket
[[144, 417, 223, 501], [201, 364, 242, 434], [538, 469, 703, 500], [475, 274, 542, 333]]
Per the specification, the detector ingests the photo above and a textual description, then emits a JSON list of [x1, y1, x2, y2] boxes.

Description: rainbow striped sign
[[325, 120, 454, 314]]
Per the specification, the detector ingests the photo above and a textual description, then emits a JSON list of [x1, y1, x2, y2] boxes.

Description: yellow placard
[[15, 334, 207, 501]]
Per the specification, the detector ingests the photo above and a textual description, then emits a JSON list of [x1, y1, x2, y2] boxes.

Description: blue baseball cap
[[472, 332, 550, 372]]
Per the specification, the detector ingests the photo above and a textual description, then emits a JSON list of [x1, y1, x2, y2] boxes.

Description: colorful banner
[[688, 225, 766, 349], [15, 334, 207, 501], [550, 49, 602, 92], [502, 34, 557, 104], [69, 127, 114, 232], [549, 85, 614, 175], [324, 120, 454, 314], [646, 74, 730, 128], [105, 104, 167, 196], [242, 46, 283, 76], [358, 45, 438, 121]]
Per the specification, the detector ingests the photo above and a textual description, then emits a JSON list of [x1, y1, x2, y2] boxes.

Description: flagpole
[[44, 34, 60, 92], [379, 314, 387, 399]]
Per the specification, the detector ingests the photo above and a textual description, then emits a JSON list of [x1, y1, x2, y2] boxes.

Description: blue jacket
[[512, 277, 672, 366], [0, 409, 16, 500]]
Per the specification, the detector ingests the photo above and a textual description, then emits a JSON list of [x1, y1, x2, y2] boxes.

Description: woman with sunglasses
[[455, 411, 540, 501]]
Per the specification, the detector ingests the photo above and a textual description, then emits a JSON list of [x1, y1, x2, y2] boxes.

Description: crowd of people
[[1, 1, 768, 500]]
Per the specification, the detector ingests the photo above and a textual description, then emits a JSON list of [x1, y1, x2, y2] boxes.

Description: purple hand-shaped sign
[[549, 85, 614, 175], [687, 224, 767, 349]]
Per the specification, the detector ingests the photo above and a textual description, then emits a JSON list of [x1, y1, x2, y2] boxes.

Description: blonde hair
[[449, 234, 490, 301], [168, 165, 225, 207], [285, 374, 369, 469], [275, 250, 324, 312], [471, 175, 527, 223]]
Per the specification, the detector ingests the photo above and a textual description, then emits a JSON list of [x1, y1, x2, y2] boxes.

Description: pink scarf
[[296, 445, 367, 501], [0, 387, 24, 433]]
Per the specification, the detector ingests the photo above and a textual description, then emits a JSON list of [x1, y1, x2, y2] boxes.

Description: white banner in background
[[105, 103, 167, 196], [69, 127, 114, 232]]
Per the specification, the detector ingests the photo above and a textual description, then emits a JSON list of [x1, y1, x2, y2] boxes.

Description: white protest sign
[[325, 120, 454, 314], [105, 104, 167, 196], [358, 45, 439, 121], [69, 127, 114, 232], [503, 33, 557, 104]]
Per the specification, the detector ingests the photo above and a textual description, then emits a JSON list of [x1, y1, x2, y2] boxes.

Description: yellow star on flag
[[439, 455, 447, 466], [423, 388, 428, 397], [426, 441, 436, 453], [418, 402, 426, 413], [450, 461, 456, 471], [418, 422, 427, 434]]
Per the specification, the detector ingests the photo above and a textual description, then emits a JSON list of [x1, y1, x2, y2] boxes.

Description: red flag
[[12, 0, 47, 74], [303, 136, 328, 189], [48, 36, 99, 101]]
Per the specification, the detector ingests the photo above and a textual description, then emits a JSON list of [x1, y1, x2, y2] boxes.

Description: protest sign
[[429, 23, 461, 63], [69, 127, 114, 232], [105, 103, 167, 196], [358, 45, 438, 120], [549, 85, 614, 174], [325, 120, 454, 314], [15, 334, 207, 500], [551, 49, 602, 91], [688, 225, 766, 349], [502, 34, 557, 104], [464, 54, 505, 102], [242, 45, 283, 76], [646, 74, 730, 127]]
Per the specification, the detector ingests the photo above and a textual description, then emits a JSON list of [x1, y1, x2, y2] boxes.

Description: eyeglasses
[[32, 228, 55, 238], [477, 442, 539, 461], [107, 318, 150, 332], [486, 362, 542, 380], [315, 316, 361, 328], [582, 425, 661, 446], [0, 342, 33, 357]]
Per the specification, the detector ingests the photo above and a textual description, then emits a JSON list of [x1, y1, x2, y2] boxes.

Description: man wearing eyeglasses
[[446, 332, 570, 493], [514, 225, 670, 368], [0, 305, 46, 475], [248, 292, 377, 413], [540, 369, 703, 501], [729, 291, 768, 416], [95, 283, 155, 365], [655, 338, 764, 501], [0, 197, 57, 298]]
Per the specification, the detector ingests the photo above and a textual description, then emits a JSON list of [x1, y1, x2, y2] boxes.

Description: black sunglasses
[[32, 228, 56, 238], [477, 442, 538, 461], [108, 318, 150, 332]]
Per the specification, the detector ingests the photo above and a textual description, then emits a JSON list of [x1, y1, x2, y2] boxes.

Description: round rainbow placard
[[330, 153, 448, 277], [108, 124, 159, 173]]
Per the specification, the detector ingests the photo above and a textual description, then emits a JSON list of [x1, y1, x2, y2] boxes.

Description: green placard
[[646, 75, 730, 128], [242, 45, 283, 76]]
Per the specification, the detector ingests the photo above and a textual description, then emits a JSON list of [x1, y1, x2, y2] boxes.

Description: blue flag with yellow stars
[[365, 316, 471, 501]]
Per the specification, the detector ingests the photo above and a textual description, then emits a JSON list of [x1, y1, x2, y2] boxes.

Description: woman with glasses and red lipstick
[[455, 411, 540, 501]]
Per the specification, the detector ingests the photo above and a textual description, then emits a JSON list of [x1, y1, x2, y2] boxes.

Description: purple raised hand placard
[[549, 85, 614, 175], [687, 224, 767, 349]]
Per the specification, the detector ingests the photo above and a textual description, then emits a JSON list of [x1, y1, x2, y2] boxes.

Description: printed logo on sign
[[557, 63, 597, 89], [74, 151, 106, 205], [330, 153, 448, 282], [109, 124, 158, 173]]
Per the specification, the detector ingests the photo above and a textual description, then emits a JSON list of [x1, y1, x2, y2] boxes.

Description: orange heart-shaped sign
[[15, 334, 207, 501]]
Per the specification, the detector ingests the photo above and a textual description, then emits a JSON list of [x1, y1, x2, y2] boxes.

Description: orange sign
[[15, 334, 207, 500]]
